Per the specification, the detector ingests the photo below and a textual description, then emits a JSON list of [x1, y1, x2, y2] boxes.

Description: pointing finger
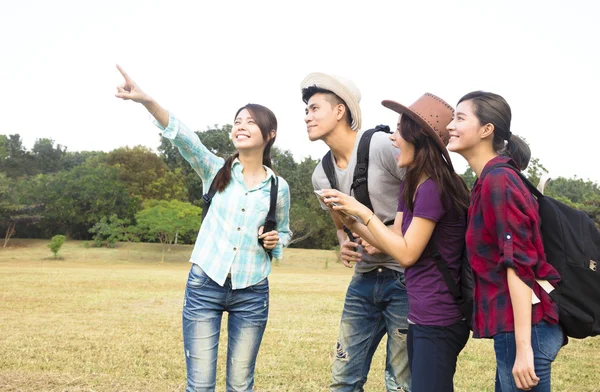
[[116, 64, 131, 81]]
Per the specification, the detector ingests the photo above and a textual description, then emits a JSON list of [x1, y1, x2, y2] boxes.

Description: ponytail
[[212, 152, 239, 193], [502, 135, 531, 171]]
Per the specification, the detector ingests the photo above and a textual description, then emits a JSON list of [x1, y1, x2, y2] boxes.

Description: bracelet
[[364, 212, 375, 227]]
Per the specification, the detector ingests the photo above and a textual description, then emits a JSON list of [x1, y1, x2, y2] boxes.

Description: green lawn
[[1, 239, 599, 391]]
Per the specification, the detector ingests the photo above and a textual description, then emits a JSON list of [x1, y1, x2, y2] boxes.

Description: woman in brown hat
[[446, 91, 563, 392], [322, 93, 471, 392]]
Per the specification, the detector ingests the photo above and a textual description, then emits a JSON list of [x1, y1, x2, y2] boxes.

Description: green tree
[[48, 234, 66, 259], [106, 145, 187, 201], [26, 162, 138, 239], [31, 138, 67, 174], [135, 200, 202, 262], [525, 157, 548, 187], [88, 214, 130, 248], [460, 167, 476, 190], [0, 134, 33, 178], [0, 173, 43, 247]]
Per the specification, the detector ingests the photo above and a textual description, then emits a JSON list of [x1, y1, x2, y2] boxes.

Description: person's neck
[[463, 145, 498, 178], [238, 150, 266, 178], [322, 125, 357, 170]]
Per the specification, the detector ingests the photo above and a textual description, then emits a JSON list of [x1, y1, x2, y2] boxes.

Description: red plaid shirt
[[466, 156, 560, 338]]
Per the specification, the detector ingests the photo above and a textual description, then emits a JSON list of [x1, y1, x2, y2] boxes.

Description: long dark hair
[[400, 115, 470, 214], [211, 103, 277, 192], [458, 91, 531, 170]]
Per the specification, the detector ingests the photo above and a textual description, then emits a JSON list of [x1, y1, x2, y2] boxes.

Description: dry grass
[[1, 239, 599, 391]]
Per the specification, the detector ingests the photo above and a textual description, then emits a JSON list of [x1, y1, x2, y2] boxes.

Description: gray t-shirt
[[312, 130, 405, 272]]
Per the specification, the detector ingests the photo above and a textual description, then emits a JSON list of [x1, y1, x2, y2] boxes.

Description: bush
[[48, 235, 66, 259]]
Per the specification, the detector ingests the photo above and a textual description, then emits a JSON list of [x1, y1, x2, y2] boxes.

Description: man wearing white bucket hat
[[301, 73, 410, 392]]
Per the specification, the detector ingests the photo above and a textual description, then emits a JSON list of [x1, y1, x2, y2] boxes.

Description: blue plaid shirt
[[155, 113, 292, 289]]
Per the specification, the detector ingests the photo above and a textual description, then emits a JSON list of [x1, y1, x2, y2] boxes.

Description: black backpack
[[432, 244, 474, 329], [321, 125, 394, 239], [492, 163, 600, 338], [201, 165, 279, 260]]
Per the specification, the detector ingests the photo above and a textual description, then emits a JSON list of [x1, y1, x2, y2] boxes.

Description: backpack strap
[[321, 151, 338, 189], [351, 125, 391, 213], [201, 165, 228, 222], [262, 176, 279, 260], [432, 249, 463, 302], [321, 150, 355, 241], [488, 162, 544, 199]]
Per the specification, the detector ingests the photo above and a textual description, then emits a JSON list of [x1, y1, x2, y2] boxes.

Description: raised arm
[[114, 65, 224, 181], [115, 64, 169, 128]]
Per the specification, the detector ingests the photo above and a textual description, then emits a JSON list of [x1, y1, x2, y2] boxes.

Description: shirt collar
[[473, 155, 518, 188], [231, 158, 276, 187]]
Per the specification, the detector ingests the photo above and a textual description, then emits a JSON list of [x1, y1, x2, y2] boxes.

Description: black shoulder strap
[[488, 162, 544, 199], [201, 165, 228, 222], [432, 250, 462, 301], [322, 150, 338, 190], [351, 125, 391, 212], [265, 176, 278, 228]]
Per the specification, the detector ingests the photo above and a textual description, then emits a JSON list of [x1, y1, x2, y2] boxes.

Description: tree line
[[1, 129, 599, 252]]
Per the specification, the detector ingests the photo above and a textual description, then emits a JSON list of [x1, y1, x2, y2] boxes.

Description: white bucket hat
[[300, 72, 362, 131]]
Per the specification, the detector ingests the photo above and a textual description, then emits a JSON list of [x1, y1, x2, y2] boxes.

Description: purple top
[[398, 179, 466, 326]]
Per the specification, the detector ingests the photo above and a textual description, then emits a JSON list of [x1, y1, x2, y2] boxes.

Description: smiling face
[[304, 92, 346, 141], [232, 108, 269, 151], [446, 100, 486, 154], [389, 114, 416, 168]]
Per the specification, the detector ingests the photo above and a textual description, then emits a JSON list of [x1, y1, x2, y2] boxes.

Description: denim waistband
[[358, 267, 403, 278]]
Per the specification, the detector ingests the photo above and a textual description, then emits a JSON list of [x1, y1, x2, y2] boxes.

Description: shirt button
[[506, 234, 512, 239], [241, 208, 245, 212], [233, 247, 237, 251], [245, 192, 248, 196], [237, 227, 241, 231]]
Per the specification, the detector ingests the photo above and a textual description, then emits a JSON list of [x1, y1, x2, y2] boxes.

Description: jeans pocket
[[533, 322, 563, 361], [395, 271, 407, 290], [249, 277, 269, 294], [186, 264, 210, 289]]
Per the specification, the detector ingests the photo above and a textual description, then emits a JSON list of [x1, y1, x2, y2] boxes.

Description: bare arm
[[323, 189, 436, 268], [507, 268, 539, 390], [115, 64, 169, 127]]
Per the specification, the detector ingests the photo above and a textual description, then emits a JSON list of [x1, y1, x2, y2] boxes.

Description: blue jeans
[[331, 267, 411, 392], [407, 321, 469, 392], [182, 264, 269, 392], [493, 321, 564, 392]]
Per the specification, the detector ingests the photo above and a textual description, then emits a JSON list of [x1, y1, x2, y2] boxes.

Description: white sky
[[1, 0, 599, 183]]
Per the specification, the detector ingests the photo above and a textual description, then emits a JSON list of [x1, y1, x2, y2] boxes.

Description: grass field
[[1, 239, 599, 391]]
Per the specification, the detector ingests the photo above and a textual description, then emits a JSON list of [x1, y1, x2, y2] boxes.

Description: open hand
[[115, 64, 152, 104]]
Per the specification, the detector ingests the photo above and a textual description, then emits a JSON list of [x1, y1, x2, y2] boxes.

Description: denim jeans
[[493, 321, 564, 392], [407, 321, 469, 392], [331, 267, 411, 392], [182, 264, 269, 392]]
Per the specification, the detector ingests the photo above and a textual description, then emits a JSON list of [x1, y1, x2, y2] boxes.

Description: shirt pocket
[[250, 188, 272, 215]]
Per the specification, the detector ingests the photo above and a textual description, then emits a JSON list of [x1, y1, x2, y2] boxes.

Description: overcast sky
[[1, 0, 599, 183]]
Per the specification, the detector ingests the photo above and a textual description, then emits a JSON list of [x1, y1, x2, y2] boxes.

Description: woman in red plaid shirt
[[447, 91, 564, 392]]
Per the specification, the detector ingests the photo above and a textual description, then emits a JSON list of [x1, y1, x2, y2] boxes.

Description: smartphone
[[314, 190, 359, 221]]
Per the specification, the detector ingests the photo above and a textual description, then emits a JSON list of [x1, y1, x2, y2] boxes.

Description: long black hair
[[400, 115, 470, 214], [211, 103, 277, 192]]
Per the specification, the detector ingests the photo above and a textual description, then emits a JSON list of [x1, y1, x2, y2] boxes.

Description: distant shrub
[[48, 235, 66, 259]]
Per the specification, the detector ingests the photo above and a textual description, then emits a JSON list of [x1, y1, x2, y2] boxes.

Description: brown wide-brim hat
[[382, 93, 455, 170]]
